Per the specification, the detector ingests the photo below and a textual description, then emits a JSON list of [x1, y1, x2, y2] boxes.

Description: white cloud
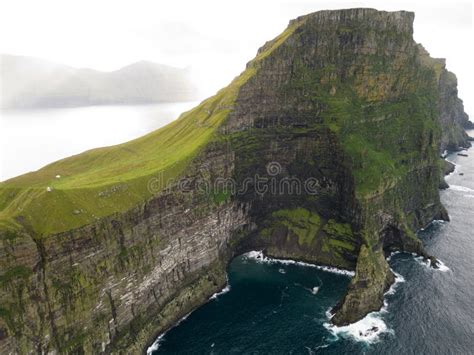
[[0, 0, 472, 113]]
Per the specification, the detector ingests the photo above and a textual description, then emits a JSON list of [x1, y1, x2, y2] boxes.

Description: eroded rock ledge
[[0, 8, 471, 353]]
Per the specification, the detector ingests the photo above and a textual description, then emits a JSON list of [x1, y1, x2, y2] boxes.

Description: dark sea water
[[149, 141, 474, 355]]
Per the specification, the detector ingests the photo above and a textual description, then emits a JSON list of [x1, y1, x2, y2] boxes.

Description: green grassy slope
[[0, 94, 230, 235], [0, 20, 303, 237]]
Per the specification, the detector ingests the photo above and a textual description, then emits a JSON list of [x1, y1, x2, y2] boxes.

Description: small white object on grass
[[47, 186, 52, 192], [56, 175, 61, 179]]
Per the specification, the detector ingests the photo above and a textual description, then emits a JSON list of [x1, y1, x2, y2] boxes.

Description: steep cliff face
[[0, 8, 470, 353], [438, 66, 472, 150], [0, 145, 251, 353], [417, 45, 472, 151]]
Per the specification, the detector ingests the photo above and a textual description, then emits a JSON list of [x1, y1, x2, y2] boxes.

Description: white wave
[[449, 185, 474, 193], [324, 312, 392, 344], [390, 250, 450, 272], [278, 268, 286, 274], [306, 343, 330, 354], [244, 250, 265, 260], [384, 270, 405, 296], [415, 255, 431, 267], [414, 256, 450, 272], [209, 284, 231, 300], [146, 281, 231, 353], [242, 251, 355, 277], [146, 312, 192, 354], [325, 308, 334, 320], [314, 344, 330, 350], [386, 251, 401, 261], [436, 260, 450, 272], [146, 333, 165, 354], [323, 267, 404, 343], [444, 159, 457, 180]]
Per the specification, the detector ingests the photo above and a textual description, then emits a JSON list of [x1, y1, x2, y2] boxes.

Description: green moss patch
[[0, 266, 33, 287], [0, 92, 234, 235], [270, 208, 321, 246]]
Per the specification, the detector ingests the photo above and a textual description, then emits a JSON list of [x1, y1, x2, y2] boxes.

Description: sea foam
[[444, 163, 457, 180], [146, 312, 192, 354], [388, 250, 450, 273], [386, 250, 401, 261], [146, 333, 165, 354], [243, 252, 406, 343], [146, 283, 231, 353], [324, 312, 392, 343], [414, 256, 450, 272], [242, 251, 355, 277], [323, 268, 404, 344], [209, 284, 231, 300], [384, 270, 405, 296], [448, 185, 474, 193]]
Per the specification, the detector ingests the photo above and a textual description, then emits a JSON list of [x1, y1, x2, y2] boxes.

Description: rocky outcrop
[[0, 145, 252, 353], [437, 62, 472, 151], [0, 8, 470, 353], [417, 44, 472, 151]]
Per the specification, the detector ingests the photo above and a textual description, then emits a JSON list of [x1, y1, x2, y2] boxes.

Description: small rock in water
[[360, 326, 379, 337], [279, 268, 286, 274], [311, 286, 320, 294]]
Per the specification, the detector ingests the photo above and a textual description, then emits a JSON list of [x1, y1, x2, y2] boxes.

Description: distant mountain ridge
[[0, 54, 198, 108]]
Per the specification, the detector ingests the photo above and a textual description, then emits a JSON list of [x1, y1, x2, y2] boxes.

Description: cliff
[[0, 55, 198, 108], [415, 46, 472, 151], [0, 8, 471, 353]]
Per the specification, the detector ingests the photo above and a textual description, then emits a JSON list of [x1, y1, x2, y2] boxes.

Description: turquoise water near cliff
[[149, 144, 474, 354]]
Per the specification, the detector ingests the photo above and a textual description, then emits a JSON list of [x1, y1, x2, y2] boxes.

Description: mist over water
[[0, 102, 198, 181], [150, 145, 474, 354]]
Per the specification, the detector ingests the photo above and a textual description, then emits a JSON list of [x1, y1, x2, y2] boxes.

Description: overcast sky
[[0, 0, 472, 114]]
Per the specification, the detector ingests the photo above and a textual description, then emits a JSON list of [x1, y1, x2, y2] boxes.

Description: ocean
[[149, 140, 474, 354]]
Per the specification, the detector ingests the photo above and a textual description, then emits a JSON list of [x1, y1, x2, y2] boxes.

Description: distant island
[[1, 54, 198, 108]]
